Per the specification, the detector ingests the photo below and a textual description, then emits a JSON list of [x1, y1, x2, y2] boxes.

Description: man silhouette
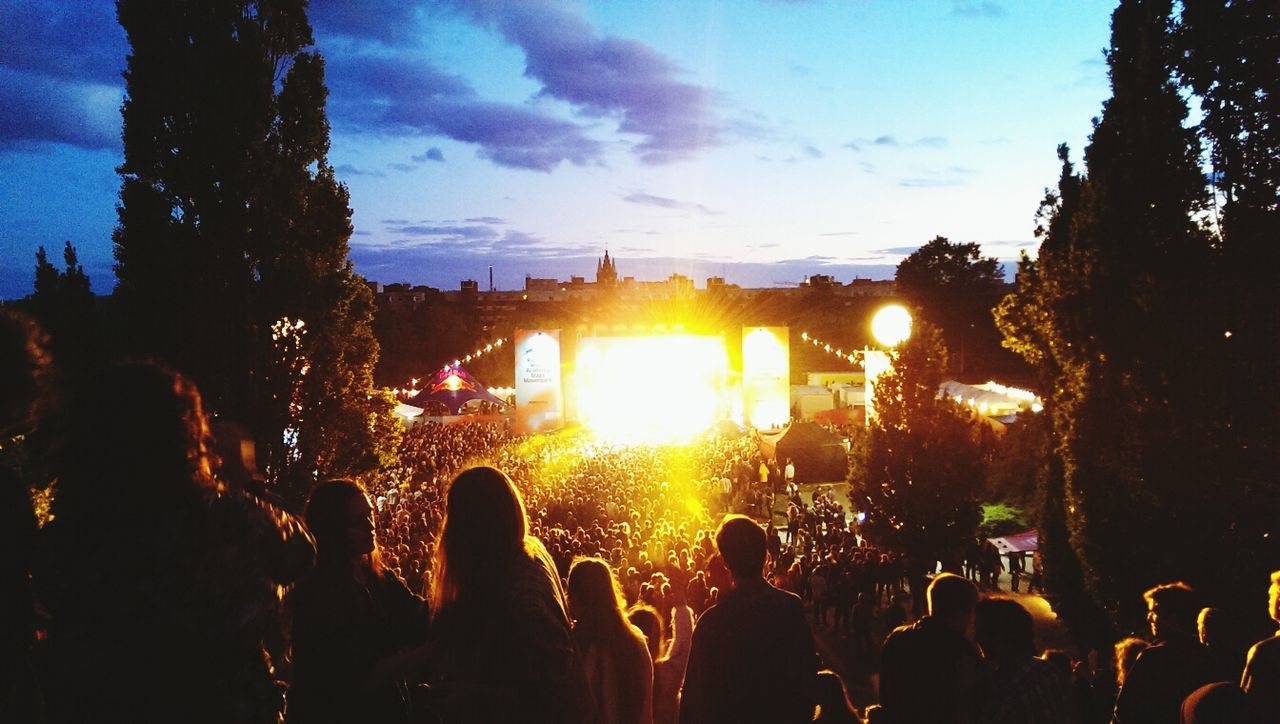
[[878, 573, 982, 723], [679, 515, 818, 723], [1113, 582, 1222, 723]]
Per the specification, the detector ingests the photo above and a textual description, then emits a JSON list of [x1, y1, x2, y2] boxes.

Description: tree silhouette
[[113, 0, 396, 496]]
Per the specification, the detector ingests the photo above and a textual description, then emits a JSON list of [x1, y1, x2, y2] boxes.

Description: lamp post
[[864, 305, 912, 425]]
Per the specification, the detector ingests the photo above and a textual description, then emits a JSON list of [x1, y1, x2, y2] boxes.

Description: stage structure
[[573, 335, 729, 442], [514, 329, 564, 434], [742, 326, 790, 429]]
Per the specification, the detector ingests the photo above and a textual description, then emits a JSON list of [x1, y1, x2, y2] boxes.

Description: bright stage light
[[871, 305, 912, 347], [575, 335, 728, 443]]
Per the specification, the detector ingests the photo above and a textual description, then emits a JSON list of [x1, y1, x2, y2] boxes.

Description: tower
[[596, 250, 618, 287]]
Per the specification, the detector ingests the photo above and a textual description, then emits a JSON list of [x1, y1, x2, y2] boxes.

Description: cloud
[[388, 162, 415, 173], [413, 147, 445, 163], [898, 177, 963, 188], [819, 231, 859, 237], [0, 2, 125, 150], [623, 191, 718, 215], [464, 217, 506, 224], [952, 1, 1007, 18], [310, 0, 424, 47], [804, 145, 823, 158], [0, 68, 123, 150], [874, 246, 924, 255], [444, 0, 719, 164], [334, 164, 386, 178], [845, 135, 949, 151], [327, 54, 601, 172], [0, 1, 124, 86]]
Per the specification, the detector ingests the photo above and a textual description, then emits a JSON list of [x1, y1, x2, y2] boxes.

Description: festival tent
[[407, 365, 508, 414], [759, 421, 848, 483], [987, 529, 1039, 554]]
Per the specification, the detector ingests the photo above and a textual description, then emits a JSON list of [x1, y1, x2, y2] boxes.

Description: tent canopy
[[987, 530, 1038, 554], [407, 365, 507, 414], [760, 421, 848, 483]]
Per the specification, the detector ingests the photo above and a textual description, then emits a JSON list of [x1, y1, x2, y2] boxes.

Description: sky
[[0, 0, 1118, 300]]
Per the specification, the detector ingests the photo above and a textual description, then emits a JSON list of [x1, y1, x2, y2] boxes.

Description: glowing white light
[[871, 305, 912, 347], [575, 335, 728, 443]]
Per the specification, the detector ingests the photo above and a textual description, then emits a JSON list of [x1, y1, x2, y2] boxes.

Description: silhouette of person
[[287, 480, 430, 723], [679, 515, 818, 723], [36, 360, 314, 723], [973, 597, 1076, 723], [426, 466, 590, 723], [1112, 582, 1223, 723], [0, 310, 51, 721], [568, 557, 653, 724], [878, 572, 983, 723], [1239, 569, 1280, 716]]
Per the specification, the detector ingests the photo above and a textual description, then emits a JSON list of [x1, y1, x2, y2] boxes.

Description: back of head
[[0, 308, 50, 434], [927, 573, 979, 619], [305, 479, 371, 567], [814, 669, 858, 723], [1144, 581, 1201, 638], [974, 598, 1035, 661], [628, 605, 663, 660], [568, 557, 627, 640], [56, 360, 215, 522], [715, 515, 766, 581], [430, 466, 529, 611]]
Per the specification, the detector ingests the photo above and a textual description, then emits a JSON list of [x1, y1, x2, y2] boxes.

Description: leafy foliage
[[895, 236, 1018, 378], [997, 0, 1279, 638], [113, 0, 397, 499], [851, 321, 984, 563]]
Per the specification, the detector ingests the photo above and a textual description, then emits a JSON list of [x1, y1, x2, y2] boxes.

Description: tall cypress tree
[[1000, 0, 1240, 633], [113, 0, 397, 495]]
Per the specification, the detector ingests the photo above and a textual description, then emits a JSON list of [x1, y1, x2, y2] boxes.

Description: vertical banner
[[515, 329, 563, 434], [742, 326, 789, 429]]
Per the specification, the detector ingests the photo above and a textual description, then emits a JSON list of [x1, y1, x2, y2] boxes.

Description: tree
[[28, 241, 97, 373], [996, 0, 1268, 634], [113, 0, 397, 497], [895, 236, 1014, 378], [851, 321, 984, 566]]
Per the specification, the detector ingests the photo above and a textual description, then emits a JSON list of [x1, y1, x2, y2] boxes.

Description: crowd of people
[[3, 307, 1279, 723]]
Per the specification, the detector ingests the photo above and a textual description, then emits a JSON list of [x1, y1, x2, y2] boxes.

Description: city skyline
[[1, 0, 1116, 299]]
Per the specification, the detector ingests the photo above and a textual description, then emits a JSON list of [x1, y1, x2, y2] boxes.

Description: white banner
[[514, 329, 563, 434]]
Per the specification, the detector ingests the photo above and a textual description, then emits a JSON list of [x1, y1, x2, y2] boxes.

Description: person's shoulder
[[1246, 634, 1280, 666]]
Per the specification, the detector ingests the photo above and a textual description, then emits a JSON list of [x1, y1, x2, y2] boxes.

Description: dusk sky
[[0, 0, 1117, 299]]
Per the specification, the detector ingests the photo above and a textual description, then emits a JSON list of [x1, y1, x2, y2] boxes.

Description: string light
[[799, 331, 869, 366], [394, 337, 508, 399]]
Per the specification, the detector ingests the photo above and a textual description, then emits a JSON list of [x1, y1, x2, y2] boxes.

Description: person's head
[[1114, 636, 1150, 688], [1269, 569, 1280, 625], [1197, 606, 1231, 648], [0, 309, 50, 435], [430, 466, 529, 611], [1143, 581, 1200, 639], [974, 597, 1035, 663], [568, 556, 627, 629], [927, 573, 979, 631], [715, 515, 767, 581], [57, 360, 216, 520], [306, 479, 377, 568], [627, 604, 664, 661], [813, 669, 858, 722]]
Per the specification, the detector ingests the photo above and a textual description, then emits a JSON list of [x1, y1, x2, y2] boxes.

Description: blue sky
[[0, 0, 1116, 299]]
